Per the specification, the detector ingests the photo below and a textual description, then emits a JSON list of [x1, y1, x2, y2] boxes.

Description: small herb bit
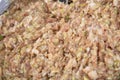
[[64, 14, 70, 22], [0, 35, 4, 40]]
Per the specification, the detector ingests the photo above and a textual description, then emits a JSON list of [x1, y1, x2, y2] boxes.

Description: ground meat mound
[[0, 0, 120, 80]]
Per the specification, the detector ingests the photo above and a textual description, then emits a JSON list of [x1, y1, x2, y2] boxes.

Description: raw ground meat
[[0, 0, 120, 80]]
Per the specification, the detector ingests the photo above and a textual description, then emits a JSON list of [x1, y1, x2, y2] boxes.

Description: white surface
[[0, 0, 10, 15]]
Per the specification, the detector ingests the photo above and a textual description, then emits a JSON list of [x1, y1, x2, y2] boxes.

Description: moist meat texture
[[0, 0, 120, 80]]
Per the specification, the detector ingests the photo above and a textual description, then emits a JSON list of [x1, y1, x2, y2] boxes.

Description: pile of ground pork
[[0, 0, 120, 80]]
